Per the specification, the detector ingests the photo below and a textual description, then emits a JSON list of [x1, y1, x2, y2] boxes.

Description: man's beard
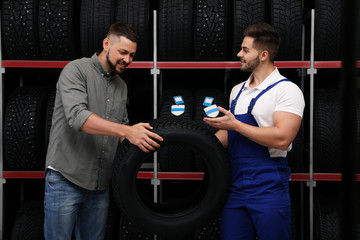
[[106, 50, 126, 75], [240, 54, 260, 72]]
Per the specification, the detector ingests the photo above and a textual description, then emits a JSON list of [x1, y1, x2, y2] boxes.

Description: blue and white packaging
[[203, 97, 214, 107], [173, 96, 184, 104], [171, 104, 185, 116], [204, 104, 219, 118]]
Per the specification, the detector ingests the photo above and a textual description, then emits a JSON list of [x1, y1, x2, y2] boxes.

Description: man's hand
[[81, 114, 163, 152], [205, 106, 303, 151], [203, 106, 237, 131], [125, 123, 163, 152]]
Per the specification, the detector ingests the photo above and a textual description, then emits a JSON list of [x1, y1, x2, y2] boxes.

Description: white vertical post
[[307, 9, 317, 240], [300, 23, 306, 240], [150, 9, 160, 240], [151, 9, 160, 202], [152, 9, 158, 120], [0, 9, 6, 240]]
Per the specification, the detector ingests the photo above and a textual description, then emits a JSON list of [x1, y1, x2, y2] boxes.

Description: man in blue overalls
[[204, 23, 305, 239]]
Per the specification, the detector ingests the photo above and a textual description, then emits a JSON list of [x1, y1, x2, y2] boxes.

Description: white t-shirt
[[229, 68, 305, 157]]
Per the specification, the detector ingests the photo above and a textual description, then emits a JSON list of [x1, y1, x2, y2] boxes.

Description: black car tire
[[4, 87, 48, 170], [80, 0, 115, 57], [314, 89, 343, 172], [159, 89, 195, 171], [115, 0, 150, 61], [232, 0, 266, 60], [315, 0, 342, 60], [2, 0, 41, 59], [111, 118, 231, 238], [39, 0, 80, 60], [158, 0, 193, 60], [270, 0, 303, 60], [11, 201, 44, 240], [314, 193, 342, 240], [194, 0, 228, 60]]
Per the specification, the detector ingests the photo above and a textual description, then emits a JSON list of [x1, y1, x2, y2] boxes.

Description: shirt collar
[[244, 67, 281, 90], [91, 53, 115, 79]]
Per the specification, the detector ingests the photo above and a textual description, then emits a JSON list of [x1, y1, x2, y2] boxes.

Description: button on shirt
[[45, 53, 129, 190]]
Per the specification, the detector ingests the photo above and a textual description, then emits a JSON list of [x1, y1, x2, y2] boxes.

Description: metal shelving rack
[[1, 9, 360, 240]]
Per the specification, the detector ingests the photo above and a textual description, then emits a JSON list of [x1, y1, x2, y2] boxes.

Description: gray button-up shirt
[[45, 53, 129, 190]]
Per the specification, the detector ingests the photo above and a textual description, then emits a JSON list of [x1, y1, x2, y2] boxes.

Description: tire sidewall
[[112, 119, 230, 237]]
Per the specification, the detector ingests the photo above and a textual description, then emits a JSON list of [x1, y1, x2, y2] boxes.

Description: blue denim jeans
[[44, 169, 109, 240]]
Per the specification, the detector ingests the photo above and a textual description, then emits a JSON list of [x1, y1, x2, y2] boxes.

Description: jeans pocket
[[45, 169, 66, 183]]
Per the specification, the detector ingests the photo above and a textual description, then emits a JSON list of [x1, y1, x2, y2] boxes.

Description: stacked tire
[[11, 201, 44, 240], [312, 88, 360, 239], [4, 87, 49, 171], [158, 0, 304, 61], [2, 0, 151, 60], [2, 0, 352, 61], [314, 187, 342, 240], [2, 0, 307, 61]]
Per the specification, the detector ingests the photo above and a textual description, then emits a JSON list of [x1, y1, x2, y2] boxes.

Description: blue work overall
[[221, 79, 291, 240]]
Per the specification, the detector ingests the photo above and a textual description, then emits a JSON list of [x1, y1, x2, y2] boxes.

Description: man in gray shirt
[[44, 23, 163, 240]]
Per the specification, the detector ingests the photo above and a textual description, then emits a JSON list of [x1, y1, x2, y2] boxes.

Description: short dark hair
[[243, 23, 280, 62], [107, 23, 138, 43]]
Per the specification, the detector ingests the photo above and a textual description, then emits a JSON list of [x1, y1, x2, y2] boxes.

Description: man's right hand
[[124, 123, 163, 152]]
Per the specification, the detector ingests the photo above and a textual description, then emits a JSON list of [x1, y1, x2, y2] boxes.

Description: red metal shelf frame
[[2, 60, 360, 182], [3, 171, 360, 181], [315, 61, 360, 68], [2, 61, 312, 69], [157, 61, 311, 69], [1, 60, 154, 69], [2, 60, 360, 69], [1, 171, 205, 180]]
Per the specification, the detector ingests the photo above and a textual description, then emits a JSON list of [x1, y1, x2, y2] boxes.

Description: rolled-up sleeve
[[58, 62, 93, 131], [46, 54, 129, 190]]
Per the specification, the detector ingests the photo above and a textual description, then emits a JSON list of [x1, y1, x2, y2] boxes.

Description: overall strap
[[230, 82, 246, 113], [247, 79, 290, 113]]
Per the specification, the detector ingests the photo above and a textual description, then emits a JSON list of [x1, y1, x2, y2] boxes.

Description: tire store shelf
[[3, 171, 360, 182], [2, 58, 360, 184], [1, 1, 359, 240]]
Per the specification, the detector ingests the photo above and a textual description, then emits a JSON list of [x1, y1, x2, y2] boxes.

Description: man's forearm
[[232, 112, 302, 151], [80, 113, 128, 138], [215, 130, 228, 148]]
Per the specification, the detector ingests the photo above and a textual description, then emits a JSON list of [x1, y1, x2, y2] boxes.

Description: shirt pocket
[[111, 98, 127, 123]]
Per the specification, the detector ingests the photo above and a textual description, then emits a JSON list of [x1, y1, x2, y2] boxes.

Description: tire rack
[[1, 9, 360, 240]]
